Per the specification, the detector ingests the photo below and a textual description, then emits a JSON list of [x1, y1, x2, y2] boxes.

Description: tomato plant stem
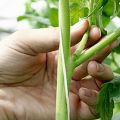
[[73, 31, 89, 61], [56, 0, 72, 120], [73, 28, 120, 68]]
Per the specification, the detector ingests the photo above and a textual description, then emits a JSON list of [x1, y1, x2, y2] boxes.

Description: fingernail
[[89, 26, 101, 41], [93, 27, 101, 37], [96, 63, 105, 72]]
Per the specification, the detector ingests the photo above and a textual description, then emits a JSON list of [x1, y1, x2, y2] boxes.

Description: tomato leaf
[[97, 77, 120, 120], [50, 8, 58, 27], [103, 0, 116, 17]]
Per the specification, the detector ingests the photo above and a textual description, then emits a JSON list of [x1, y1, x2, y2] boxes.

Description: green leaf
[[102, 15, 110, 27], [70, 3, 79, 25], [113, 44, 120, 54], [103, 0, 116, 17], [25, 1, 31, 13], [97, 77, 120, 120], [96, 7, 107, 35], [86, 0, 108, 18], [114, 0, 120, 16], [48, 0, 58, 2], [70, 0, 89, 25], [70, 6, 89, 25], [79, 7, 89, 18], [17, 16, 27, 21], [17, 14, 50, 26], [50, 8, 58, 27], [96, 83, 114, 120], [103, 57, 112, 65], [70, 0, 89, 7], [114, 69, 120, 74]]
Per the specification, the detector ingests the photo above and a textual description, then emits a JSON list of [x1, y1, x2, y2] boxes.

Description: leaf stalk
[[73, 28, 120, 68]]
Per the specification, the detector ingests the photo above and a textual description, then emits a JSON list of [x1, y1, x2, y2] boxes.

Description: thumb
[[13, 20, 88, 54], [88, 61, 114, 81]]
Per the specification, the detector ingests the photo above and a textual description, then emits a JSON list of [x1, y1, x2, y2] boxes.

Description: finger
[[71, 25, 101, 54], [72, 62, 88, 81], [53, 25, 101, 78], [78, 88, 99, 119], [13, 20, 88, 54], [70, 78, 100, 96], [70, 80, 81, 95], [88, 61, 114, 81], [86, 25, 101, 48], [72, 41, 117, 81], [79, 87, 98, 107]]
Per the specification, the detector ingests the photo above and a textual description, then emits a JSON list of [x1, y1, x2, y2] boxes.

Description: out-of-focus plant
[[17, 0, 58, 28]]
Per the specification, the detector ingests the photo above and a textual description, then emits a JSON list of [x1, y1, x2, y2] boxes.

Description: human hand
[[0, 20, 115, 120]]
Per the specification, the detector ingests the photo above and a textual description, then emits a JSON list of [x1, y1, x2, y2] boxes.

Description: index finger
[[11, 20, 88, 54], [72, 41, 117, 81]]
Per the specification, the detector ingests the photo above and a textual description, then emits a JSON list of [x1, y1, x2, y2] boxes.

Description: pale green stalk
[[73, 28, 120, 68], [56, 0, 72, 120], [73, 0, 93, 62], [73, 31, 89, 61], [56, 0, 120, 120]]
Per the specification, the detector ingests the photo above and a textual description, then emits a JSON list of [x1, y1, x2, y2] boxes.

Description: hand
[[0, 20, 115, 120]]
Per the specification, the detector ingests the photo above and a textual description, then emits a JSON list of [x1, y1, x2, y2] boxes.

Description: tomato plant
[[56, 0, 120, 120], [18, 0, 120, 120]]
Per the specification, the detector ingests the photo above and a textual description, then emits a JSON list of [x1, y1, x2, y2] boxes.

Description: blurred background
[[0, 0, 59, 39], [0, 0, 28, 39]]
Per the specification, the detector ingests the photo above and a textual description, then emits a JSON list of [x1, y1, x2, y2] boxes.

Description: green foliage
[[69, 0, 89, 25], [96, 77, 120, 120], [17, 0, 58, 28], [50, 8, 58, 26], [113, 45, 120, 54], [103, 0, 115, 17], [18, 0, 120, 35]]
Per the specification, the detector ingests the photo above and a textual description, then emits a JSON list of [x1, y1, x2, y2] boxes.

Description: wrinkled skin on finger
[[0, 20, 115, 120]]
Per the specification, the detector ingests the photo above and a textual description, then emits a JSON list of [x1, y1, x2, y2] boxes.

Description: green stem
[[56, 0, 72, 120], [73, 28, 120, 68], [73, 31, 89, 61], [96, 7, 107, 35]]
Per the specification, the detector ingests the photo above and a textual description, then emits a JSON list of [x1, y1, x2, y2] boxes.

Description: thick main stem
[[56, 0, 72, 120], [73, 28, 120, 68]]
